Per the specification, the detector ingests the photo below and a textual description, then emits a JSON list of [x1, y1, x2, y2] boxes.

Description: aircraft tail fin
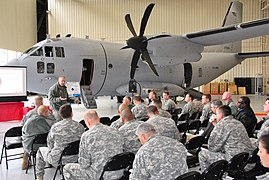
[[205, 1, 243, 53]]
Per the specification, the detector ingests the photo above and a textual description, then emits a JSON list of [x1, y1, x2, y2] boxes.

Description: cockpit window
[[30, 47, 43, 56], [23, 47, 39, 55], [45, 46, 53, 57], [55, 47, 65, 57], [37, 62, 44, 73], [47, 63, 55, 74]]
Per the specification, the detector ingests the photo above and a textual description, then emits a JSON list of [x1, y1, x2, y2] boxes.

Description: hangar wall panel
[[48, 0, 264, 86], [0, 0, 37, 52]]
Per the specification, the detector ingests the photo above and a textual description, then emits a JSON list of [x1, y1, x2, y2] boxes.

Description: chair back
[[62, 140, 80, 156], [110, 115, 120, 123], [79, 119, 89, 131], [188, 112, 200, 120], [201, 160, 228, 180], [188, 120, 201, 134], [173, 108, 182, 115], [99, 152, 135, 180], [100, 117, 111, 126], [226, 152, 249, 176], [185, 136, 205, 155], [175, 171, 201, 180], [178, 113, 189, 122], [172, 114, 179, 124], [5, 126, 22, 138], [31, 133, 49, 153]]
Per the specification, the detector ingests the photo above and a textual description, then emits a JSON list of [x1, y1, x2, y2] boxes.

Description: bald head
[[222, 91, 231, 101], [58, 76, 66, 86], [34, 96, 43, 107], [37, 105, 49, 118], [121, 109, 134, 123], [84, 110, 100, 128]]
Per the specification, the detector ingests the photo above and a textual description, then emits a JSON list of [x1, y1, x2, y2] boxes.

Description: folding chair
[[110, 115, 120, 124], [201, 159, 228, 180], [175, 171, 201, 180], [188, 119, 201, 135], [26, 132, 48, 179], [100, 117, 111, 126], [0, 126, 23, 169], [79, 119, 89, 131], [177, 122, 188, 144], [99, 152, 135, 180], [226, 152, 249, 179], [53, 140, 80, 180]]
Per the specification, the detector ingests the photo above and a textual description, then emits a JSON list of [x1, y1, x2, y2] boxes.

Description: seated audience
[[130, 123, 188, 180], [199, 105, 254, 171], [118, 109, 143, 154], [63, 110, 124, 180], [222, 91, 238, 116], [22, 96, 55, 126], [22, 105, 51, 170], [35, 104, 85, 180], [131, 95, 148, 121], [257, 134, 269, 179], [161, 91, 176, 112], [151, 99, 172, 118], [180, 93, 196, 115], [146, 105, 180, 141], [235, 96, 257, 137]]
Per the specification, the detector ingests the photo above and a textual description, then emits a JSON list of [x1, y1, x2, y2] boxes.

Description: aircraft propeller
[[122, 3, 171, 79]]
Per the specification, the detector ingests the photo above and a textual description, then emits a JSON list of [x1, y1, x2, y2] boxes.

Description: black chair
[[201, 159, 228, 180], [188, 112, 200, 121], [173, 108, 182, 115], [26, 133, 49, 179], [100, 117, 111, 126], [226, 152, 249, 179], [175, 171, 201, 180], [185, 136, 205, 168], [241, 148, 269, 179], [79, 119, 89, 131], [177, 122, 188, 144], [99, 152, 135, 180], [0, 126, 23, 169], [172, 114, 179, 124], [188, 120, 201, 135], [177, 113, 189, 124], [110, 115, 120, 123], [53, 140, 80, 180]]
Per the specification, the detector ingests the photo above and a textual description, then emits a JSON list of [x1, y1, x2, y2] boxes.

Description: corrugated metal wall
[[0, 0, 37, 52]]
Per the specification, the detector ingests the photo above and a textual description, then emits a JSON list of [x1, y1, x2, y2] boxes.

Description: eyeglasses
[[238, 101, 243, 104]]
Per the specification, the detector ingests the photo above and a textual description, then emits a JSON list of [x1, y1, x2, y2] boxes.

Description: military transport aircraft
[[5, 1, 269, 108]]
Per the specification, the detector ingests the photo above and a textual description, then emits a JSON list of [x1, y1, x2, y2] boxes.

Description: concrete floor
[[0, 94, 267, 180]]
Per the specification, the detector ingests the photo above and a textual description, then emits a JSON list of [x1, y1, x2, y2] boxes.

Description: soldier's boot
[[37, 176, 44, 180], [21, 152, 29, 170]]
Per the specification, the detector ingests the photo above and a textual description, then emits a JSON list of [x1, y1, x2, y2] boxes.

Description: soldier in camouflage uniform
[[130, 123, 188, 180], [200, 94, 213, 124], [180, 93, 196, 115], [118, 109, 143, 154], [131, 95, 148, 121], [146, 105, 181, 141], [36, 104, 84, 180], [162, 91, 176, 112], [48, 76, 75, 121], [199, 105, 254, 171], [151, 99, 172, 118], [21, 96, 56, 126], [63, 110, 124, 180]]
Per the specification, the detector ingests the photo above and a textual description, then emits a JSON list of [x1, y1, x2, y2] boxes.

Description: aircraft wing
[[184, 18, 269, 46]]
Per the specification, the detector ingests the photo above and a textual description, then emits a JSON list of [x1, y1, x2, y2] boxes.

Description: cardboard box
[[228, 84, 237, 94], [210, 82, 219, 94], [238, 87, 246, 95], [219, 83, 228, 94], [202, 83, 211, 94]]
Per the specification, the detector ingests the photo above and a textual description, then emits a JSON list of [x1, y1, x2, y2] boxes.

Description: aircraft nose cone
[[5, 58, 20, 66]]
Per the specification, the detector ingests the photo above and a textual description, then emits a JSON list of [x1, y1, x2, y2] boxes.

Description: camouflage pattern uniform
[[48, 83, 69, 121], [118, 119, 144, 154], [22, 115, 51, 153], [258, 119, 269, 138], [162, 99, 176, 111], [200, 102, 212, 122], [199, 115, 254, 171], [35, 118, 84, 177], [110, 118, 124, 130], [131, 103, 148, 121], [226, 99, 238, 117], [63, 123, 124, 180], [158, 109, 172, 118], [21, 108, 56, 126], [130, 135, 188, 180], [146, 115, 181, 141]]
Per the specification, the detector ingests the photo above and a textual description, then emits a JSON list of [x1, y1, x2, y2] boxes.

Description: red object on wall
[[0, 102, 24, 122]]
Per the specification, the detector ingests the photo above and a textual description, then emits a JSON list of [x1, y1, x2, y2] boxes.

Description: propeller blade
[[141, 50, 159, 76], [125, 14, 137, 37], [146, 34, 171, 42], [121, 46, 130, 50], [130, 51, 141, 79], [139, 3, 155, 37]]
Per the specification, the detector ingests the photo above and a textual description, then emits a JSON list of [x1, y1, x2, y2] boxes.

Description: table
[[0, 102, 24, 122]]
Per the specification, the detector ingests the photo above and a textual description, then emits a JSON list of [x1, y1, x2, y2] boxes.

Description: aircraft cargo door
[[80, 59, 94, 86]]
